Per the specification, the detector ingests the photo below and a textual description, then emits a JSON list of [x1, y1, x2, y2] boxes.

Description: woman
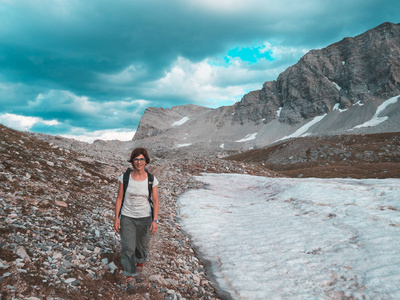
[[114, 148, 159, 291]]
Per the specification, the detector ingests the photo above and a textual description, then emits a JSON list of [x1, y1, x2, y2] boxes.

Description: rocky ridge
[[0, 124, 274, 300], [234, 22, 400, 125], [133, 22, 400, 152]]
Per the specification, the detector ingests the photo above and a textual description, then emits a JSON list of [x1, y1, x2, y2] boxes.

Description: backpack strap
[[145, 170, 154, 219], [119, 167, 133, 218]]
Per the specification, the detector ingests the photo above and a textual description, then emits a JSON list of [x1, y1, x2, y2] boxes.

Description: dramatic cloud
[[0, 113, 59, 131], [0, 0, 399, 141]]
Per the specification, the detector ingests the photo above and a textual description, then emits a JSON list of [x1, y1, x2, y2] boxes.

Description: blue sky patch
[[226, 45, 274, 65]]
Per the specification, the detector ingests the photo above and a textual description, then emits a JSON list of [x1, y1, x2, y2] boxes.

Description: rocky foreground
[[2, 123, 398, 299], [0, 124, 274, 300]]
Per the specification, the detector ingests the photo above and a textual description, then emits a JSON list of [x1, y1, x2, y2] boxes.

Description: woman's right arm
[[114, 181, 124, 233]]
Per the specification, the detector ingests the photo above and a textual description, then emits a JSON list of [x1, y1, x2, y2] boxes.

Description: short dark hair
[[128, 148, 151, 164]]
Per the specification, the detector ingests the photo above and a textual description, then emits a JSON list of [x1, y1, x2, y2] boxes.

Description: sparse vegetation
[[226, 132, 400, 179]]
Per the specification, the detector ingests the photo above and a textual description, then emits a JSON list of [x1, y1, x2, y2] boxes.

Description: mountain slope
[[133, 22, 400, 153], [0, 124, 125, 298], [226, 131, 400, 179]]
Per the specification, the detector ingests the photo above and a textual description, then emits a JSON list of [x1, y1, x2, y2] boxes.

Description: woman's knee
[[121, 237, 136, 254]]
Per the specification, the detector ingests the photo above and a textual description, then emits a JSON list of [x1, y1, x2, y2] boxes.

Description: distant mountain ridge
[[133, 22, 400, 153]]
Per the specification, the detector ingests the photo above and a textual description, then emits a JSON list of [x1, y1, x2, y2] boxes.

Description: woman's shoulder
[[118, 170, 131, 181], [151, 175, 159, 186], [118, 173, 124, 182]]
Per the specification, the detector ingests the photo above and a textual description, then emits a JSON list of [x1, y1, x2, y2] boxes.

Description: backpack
[[118, 168, 154, 219]]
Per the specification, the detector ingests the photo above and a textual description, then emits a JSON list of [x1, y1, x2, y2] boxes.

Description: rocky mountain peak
[[134, 104, 213, 140], [133, 22, 400, 153], [234, 22, 400, 125]]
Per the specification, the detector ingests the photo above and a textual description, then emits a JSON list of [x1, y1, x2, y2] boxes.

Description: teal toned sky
[[0, 0, 399, 142]]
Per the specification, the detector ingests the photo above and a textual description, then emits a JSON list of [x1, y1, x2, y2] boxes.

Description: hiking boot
[[136, 277, 143, 283], [126, 276, 136, 293]]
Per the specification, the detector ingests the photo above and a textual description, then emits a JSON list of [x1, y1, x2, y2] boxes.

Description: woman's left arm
[[150, 185, 159, 234]]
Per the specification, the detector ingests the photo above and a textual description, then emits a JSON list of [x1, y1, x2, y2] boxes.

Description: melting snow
[[277, 107, 283, 117], [354, 100, 364, 106], [333, 103, 347, 112], [350, 95, 399, 130], [178, 174, 400, 299], [278, 114, 327, 141], [332, 81, 342, 91], [236, 133, 257, 143], [172, 116, 190, 126]]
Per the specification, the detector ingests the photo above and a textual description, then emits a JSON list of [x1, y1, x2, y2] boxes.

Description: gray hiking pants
[[120, 215, 152, 277]]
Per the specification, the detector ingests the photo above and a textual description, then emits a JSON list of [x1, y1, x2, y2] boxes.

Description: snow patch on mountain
[[172, 116, 190, 126], [278, 114, 327, 141], [333, 103, 347, 112], [277, 107, 283, 117], [236, 133, 257, 143], [354, 100, 364, 106], [328, 78, 342, 91], [350, 95, 399, 130]]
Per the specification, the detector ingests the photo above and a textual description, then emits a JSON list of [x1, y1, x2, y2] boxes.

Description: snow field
[[178, 174, 400, 299]]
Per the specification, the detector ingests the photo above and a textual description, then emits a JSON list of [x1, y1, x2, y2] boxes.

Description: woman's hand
[[114, 218, 121, 233], [150, 221, 158, 234]]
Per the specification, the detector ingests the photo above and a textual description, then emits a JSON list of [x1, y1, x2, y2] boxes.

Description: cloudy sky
[[0, 0, 399, 142]]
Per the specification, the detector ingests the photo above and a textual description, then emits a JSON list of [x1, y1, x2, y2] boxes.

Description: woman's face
[[132, 154, 146, 170]]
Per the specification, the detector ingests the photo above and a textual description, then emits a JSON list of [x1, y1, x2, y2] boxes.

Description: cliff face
[[134, 104, 214, 140], [233, 22, 400, 125], [134, 22, 400, 153]]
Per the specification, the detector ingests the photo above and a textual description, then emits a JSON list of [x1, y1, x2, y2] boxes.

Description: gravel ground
[[0, 124, 274, 300], [2, 124, 397, 299]]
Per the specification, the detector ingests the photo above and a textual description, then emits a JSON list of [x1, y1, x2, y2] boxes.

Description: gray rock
[[108, 262, 118, 274], [57, 266, 69, 275], [64, 278, 76, 284], [101, 258, 108, 265], [16, 246, 31, 262]]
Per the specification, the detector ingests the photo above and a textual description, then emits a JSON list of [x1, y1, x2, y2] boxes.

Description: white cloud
[[25, 89, 149, 126], [98, 64, 147, 85], [130, 99, 151, 107], [146, 56, 281, 107], [29, 90, 97, 114], [262, 42, 309, 60], [188, 0, 248, 12], [186, 0, 320, 15], [0, 111, 135, 143], [0, 113, 59, 131], [143, 41, 309, 108]]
